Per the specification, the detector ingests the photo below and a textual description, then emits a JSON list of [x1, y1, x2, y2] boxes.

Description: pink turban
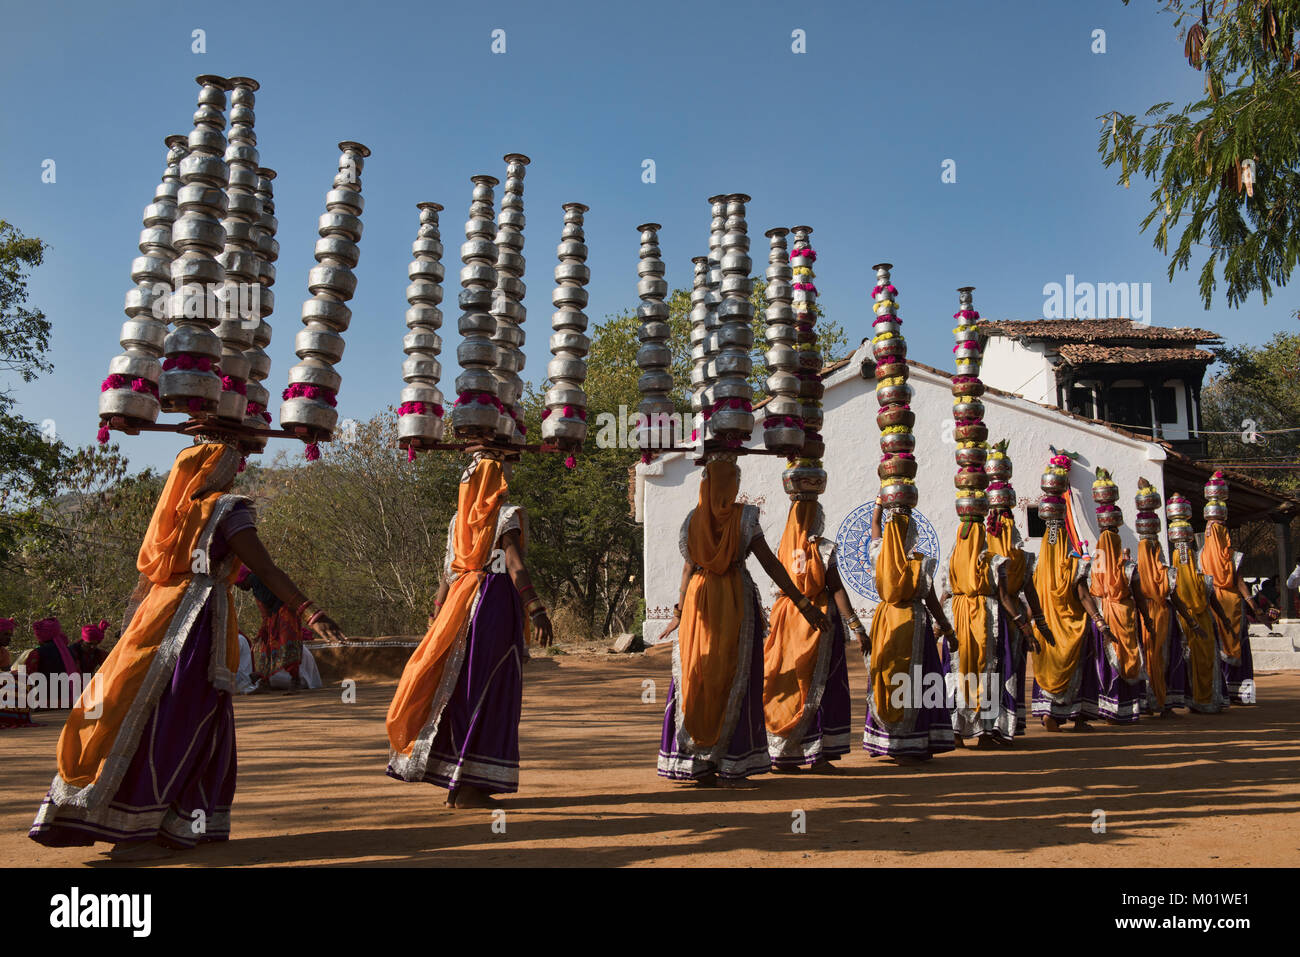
[[81, 619, 109, 644]]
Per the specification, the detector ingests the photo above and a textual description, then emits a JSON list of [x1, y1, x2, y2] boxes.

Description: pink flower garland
[[788, 248, 817, 263], [304, 442, 321, 462], [283, 383, 338, 407], [397, 400, 445, 418], [871, 284, 898, 297], [96, 425, 110, 445], [100, 374, 159, 397], [220, 375, 247, 396], [953, 309, 981, 321], [245, 401, 273, 424]]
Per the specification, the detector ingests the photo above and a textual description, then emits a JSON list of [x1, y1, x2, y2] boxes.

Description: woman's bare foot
[[770, 764, 802, 774], [695, 772, 719, 788], [109, 840, 174, 862], [1070, 720, 1093, 732], [952, 735, 966, 748], [451, 785, 496, 809], [717, 776, 751, 788], [1042, 715, 1062, 733]]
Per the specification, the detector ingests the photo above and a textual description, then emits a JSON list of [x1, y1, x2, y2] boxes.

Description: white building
[[634, 339, 1298, 643]]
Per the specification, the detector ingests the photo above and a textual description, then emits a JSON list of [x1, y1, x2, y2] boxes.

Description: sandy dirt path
[[4, 645, 1298, 867]]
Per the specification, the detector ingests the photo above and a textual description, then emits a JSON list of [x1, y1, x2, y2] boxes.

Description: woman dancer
[[763, 499, 855, 773], [1200, 474, 1261, 704], [387, 449, 552, 808], [1087, 470, 1145, 725], [1132, 480, 1186, 716], [863, 492, 957, 761], [1166, 494, 1229, 713], [659, 456, 828, 786], [30, 438, 344, 860], [1031, 455, 1104, 732], [980, 453, 1053, 741]]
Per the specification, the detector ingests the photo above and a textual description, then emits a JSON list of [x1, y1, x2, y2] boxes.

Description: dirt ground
[[3, 644, 1299, 867]]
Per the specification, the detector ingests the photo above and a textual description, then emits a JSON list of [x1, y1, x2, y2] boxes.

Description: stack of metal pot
[[1167, 493, 1195, 543], [780, 226, 826, 501], [872, 263, 917, 511], [1204, 471, 1229, 524], [984, 439, 1015, 527], [951, 287, 989, 523], [1039, 451, 1072, 524], [1092, 466, 1122, 529], [279, 141, 371, 454], [1134, 478, 1162, 539]]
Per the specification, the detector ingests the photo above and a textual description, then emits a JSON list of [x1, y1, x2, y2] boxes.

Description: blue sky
[[2, 0, 1294, 473]]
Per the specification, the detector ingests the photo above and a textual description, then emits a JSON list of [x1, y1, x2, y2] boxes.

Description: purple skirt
[[1222, 628, 1256, 705], [30, 599, 237, 849], [1096, 627, 1143, 723], [1031, 623, 1102, 722], [1145, 609, 1188, 713], [863, 618, 955, 758], [940, 613, 1020, 743], [659, 589, 769, 781], [387, 572, 525, 794], [769, 613, 852, 768]]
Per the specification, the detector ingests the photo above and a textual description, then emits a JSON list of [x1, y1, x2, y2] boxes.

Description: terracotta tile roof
[[1056, 344, 1217, 365], [980, 318, 1222, 344]]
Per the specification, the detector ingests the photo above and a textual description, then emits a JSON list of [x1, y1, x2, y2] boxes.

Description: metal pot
[[1041, 470, 1068, 496], [879, 457, 918, 480], [954, 422, 988, 443], [880, 430, 916, 455], [876, 406, 915, 430], [1092, 483, 1120, 505], [955, 445, 988, 468], [880, 482, 919, 510]]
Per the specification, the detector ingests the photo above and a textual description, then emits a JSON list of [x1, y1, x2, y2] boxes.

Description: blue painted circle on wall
[[834, 503, 942, 602]]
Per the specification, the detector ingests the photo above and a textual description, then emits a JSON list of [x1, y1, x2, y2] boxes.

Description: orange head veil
[[387, 455, 509, 762], [687, 459, 743, 573], [137, 442, 241, 584]]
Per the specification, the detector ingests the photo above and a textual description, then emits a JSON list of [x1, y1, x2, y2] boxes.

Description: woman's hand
[[800, 603, 830, 633], [532, 611, 554, 648], [660, 614, 681, 639], [309, 614, 346, 644]]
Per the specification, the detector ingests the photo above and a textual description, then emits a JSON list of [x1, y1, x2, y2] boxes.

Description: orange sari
[[868, 514, 928, 726], [1090, 529, 1143, 682], [677, 460, 746, 749], [387, 458, 508, 774], [1136, 539, 1172, 708], [52, 444, 243, 799], [763, 501, 830, 740], [1200, 523, 1244, 662], [947, 524, 996, 716], [1031, 527, 1090, 701], [1173, 544, 1222, 710]]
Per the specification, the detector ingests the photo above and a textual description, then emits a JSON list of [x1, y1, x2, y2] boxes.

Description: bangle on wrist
[[307, 609, 326, 627], [295, 599, 314, 622]]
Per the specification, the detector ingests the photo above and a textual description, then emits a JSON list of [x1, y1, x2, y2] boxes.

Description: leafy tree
[[1201, 331, 1300, 493], [1099, 1, 1300, 310], [1, 221, 70, 519]]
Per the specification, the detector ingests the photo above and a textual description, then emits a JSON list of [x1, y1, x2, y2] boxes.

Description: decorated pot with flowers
[[873, 336, 907, 363], [1204, 471, 1229, 504], [987, 482, 1016, 510], [879, 454, 918, 481], [1096, 503, 1123, 529], [1038, 495, 1066, 522], [1041, 469, 1068, 497], [953, 341, 982, 363], [881, 429, 916, 455], [877, 405, 915, 430], [875, 379, 913, 407], [1204, 501, 1228, 523], [783, 463, 827, 501], [1091, 475, 1120, 506], [951, 377, 985, 398], [799, 432, 826, 461], [1166, 494, 1193, 523], [955, 491, 988, 520], [873, 317, 902, 338], [881, 480, 919, 510], [952, 397, 984, 421], [1134, 478, 1161, 514], [1167, 519, 1195, 542], [955, 444, 988, 469], [1135, 511, 1161, 538], [955, 467, 990, 491], [954, 421, 988, 443], [984, 440, 1013, 481]]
